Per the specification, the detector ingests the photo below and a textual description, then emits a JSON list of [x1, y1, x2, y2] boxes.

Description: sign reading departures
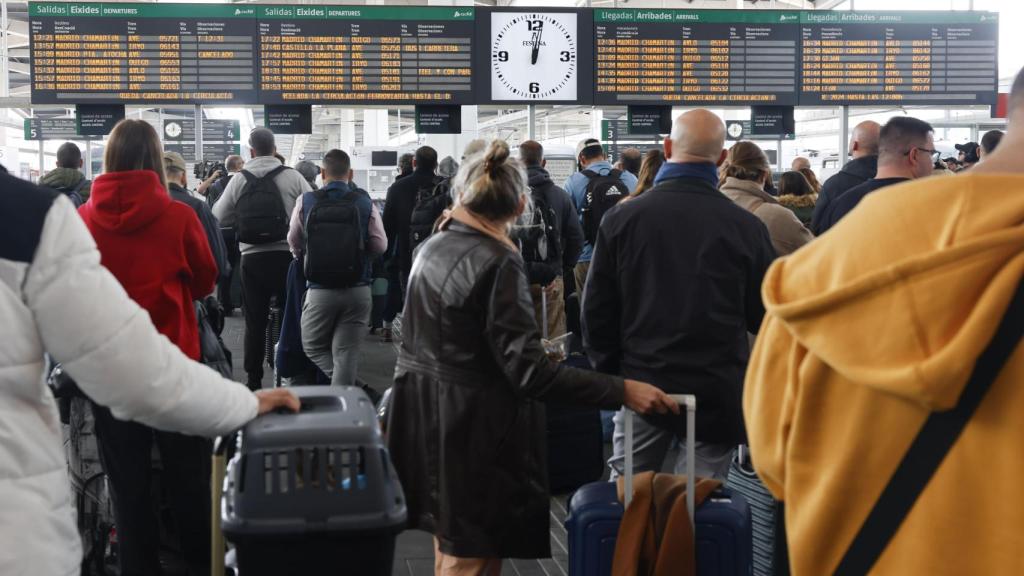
[[27, 4, 998, 107]]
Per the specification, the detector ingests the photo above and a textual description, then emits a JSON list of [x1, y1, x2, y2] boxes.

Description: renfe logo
[[234, 8, 254, 16]]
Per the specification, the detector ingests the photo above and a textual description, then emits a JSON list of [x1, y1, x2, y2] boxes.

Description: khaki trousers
[[529, 276, 566, 339], [573, 261, 591, 297], [434, 538, 502, 576]]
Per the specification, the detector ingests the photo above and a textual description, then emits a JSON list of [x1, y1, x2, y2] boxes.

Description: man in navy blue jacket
[[287, 149, 387, 386], [583, 110, 776, 480]]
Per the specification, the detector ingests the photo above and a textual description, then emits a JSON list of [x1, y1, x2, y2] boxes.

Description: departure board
[[29, 3, 259, 104], [800, 11, 998, 105], [594, 10, 799, 106], [257, 6, 474, 105]]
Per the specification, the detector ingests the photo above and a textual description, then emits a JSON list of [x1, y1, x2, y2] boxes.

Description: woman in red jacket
[[78, 118, 219, 576]]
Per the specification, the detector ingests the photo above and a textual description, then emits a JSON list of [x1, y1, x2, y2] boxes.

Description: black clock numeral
[[529, 82, 540, 94], [497, 51, 509, 62], [560, 51, 572, 62], [527, 19, 543, 31]]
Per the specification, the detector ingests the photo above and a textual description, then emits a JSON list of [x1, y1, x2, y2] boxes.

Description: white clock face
[[491, 12, 578, 101], [165, 121, 182, 139]]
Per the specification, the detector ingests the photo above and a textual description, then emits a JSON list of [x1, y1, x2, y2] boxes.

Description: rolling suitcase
[[565, 395, 752, 576], [726, 446, 788, 576], [543, 289, 605, 494]]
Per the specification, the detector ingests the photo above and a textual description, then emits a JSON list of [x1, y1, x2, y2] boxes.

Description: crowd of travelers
[[3, 69, 1023, 576]]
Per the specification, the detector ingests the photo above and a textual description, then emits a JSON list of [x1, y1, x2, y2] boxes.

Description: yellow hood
[[762, 173, 1024, 410]]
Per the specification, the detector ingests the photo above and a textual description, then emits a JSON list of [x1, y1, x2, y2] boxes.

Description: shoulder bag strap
[[836, 276, 1024, 575]]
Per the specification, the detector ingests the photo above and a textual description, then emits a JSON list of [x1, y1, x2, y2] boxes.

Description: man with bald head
[[583, 109, 776, 480], [811, 120, 881, 234], [791, 156, 811, 172]]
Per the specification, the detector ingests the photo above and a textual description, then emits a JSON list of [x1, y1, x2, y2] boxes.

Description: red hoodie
[[79, 170, 216, 360]]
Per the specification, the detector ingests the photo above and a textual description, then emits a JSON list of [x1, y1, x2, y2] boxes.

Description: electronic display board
[[593, 10, 799, 106], [29, 3, 259, 104], [257, 5, 474, 105], [799, 11, 998, 105]]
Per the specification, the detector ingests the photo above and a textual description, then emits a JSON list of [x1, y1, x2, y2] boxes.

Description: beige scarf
[[438, 205, 519, 252]]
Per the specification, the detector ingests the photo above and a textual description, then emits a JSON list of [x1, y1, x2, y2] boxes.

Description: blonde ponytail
[[453, 139, 527, 222]]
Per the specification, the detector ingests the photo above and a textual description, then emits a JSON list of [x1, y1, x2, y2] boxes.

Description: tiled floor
[[222, 315, 575, 574]]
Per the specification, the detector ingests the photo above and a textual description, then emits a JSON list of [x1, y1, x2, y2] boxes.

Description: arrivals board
[[593, 10, 800, 106], [257, 6, 474, 105], [29, 3, 259, 104], [799, 11, 998, 105]]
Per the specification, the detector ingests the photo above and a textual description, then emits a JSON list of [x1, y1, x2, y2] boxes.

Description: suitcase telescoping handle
[[623, 394, 697, 530]]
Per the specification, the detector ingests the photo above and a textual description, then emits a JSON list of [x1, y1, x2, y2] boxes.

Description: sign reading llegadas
[[27, 4, 997, 107]]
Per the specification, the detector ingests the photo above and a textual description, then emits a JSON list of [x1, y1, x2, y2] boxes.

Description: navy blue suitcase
[[566, 482, 752, 576], [565, 395, 753, 575]]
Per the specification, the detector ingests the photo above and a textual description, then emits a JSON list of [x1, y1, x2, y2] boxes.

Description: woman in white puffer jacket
[[0, 171, 298, 576]]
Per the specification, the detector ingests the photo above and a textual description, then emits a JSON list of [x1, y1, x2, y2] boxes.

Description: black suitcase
[[546, 354, 605, 494]]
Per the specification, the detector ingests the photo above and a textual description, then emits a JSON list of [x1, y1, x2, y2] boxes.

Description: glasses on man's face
[[905, 147, 939, 162]]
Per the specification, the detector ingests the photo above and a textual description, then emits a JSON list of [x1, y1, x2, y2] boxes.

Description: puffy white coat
[[0, 176, 257, 576]]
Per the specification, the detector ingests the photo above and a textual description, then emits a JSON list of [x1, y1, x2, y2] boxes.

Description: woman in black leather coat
[[386, 140, 677, 573]]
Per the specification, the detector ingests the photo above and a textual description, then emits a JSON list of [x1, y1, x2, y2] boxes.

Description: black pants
[[92, 403, 212, 576], [241, 250, 292, 386], [217, 228, 241, 311]]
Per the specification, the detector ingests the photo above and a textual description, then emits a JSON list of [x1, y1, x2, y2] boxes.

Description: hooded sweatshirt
[[744, 174, 1024, 575], [79, 170, 217, 360]]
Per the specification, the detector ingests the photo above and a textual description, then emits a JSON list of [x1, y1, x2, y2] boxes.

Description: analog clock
[[490, 12, 578, 101], [164, 121, 182, 139]]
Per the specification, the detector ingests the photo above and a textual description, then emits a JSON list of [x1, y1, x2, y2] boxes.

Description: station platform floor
[[222, 314, 575, 576]]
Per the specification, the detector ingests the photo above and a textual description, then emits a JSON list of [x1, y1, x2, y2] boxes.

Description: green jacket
[[40, 168, 91, 202]]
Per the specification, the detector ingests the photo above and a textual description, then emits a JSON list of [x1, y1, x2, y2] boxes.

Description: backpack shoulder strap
[[265, 165, 289, 180], [580, 169, 599, 180], [836, 276, 1024, 575], [608, 169, 623, 180], [240, 169, 258, 185], [73, 179, 89, 194]]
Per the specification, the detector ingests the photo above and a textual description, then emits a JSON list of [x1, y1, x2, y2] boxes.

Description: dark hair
[[633, 148, 665, 198], [798, 167, 821, 193], [778, 171, 815, 198], [104, 119, 167, 191], [415, 146, 438, 172], [56, 142, 83, 169], [322, 149, 351, 179], [722, 141, 770, 183], [981, 130, 1004, 155], [519, 140, 544, 167], [455, 140, 525, 222], [398, 153, 414, 173], [620, 148, 642, 175], [249, 127, 276, 157], [879, 116, 934, 160], [1011, 67, 1024, 112], [579, 138, 605, 161]]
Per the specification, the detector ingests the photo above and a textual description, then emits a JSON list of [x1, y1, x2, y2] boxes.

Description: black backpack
[[579, 169, 630, 244], [304, 187, 368, 288], [514, 186, 559, 266], [408, 176, 449, 253], [53, 179, 87, 208], [236, 166, 290, 245]]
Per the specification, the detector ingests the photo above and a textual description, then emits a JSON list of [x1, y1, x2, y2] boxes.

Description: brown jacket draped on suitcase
[[613, 472, 721, 576]]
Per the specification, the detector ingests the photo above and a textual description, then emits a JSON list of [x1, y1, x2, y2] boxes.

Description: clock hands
[[530, 24, 543, 65]]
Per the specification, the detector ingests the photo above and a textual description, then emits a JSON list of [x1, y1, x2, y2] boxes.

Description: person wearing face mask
[[817, 117, 936, 234]]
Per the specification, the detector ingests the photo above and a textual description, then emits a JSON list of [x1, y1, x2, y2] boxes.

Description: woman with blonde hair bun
[[387, 140, 677, 574], [719, 140, 813, 256]]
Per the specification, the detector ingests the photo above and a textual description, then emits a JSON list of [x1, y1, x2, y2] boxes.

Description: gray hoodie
[[212, 156, 311, 255]]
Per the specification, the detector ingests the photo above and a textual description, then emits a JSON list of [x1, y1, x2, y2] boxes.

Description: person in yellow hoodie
[[744, 68, 1024, 575]]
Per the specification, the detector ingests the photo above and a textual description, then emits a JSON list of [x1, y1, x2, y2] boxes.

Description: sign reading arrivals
[[27, 4, 998, 108], [799, 11, 998, 106]]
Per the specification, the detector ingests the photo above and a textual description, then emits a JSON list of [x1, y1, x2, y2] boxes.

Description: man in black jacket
[[164, 151, 229, 284], [519, 140, 585, 338], [583, 109, 776, 480], [382, 146, 439, 294], [811, 120, 880, 234]]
